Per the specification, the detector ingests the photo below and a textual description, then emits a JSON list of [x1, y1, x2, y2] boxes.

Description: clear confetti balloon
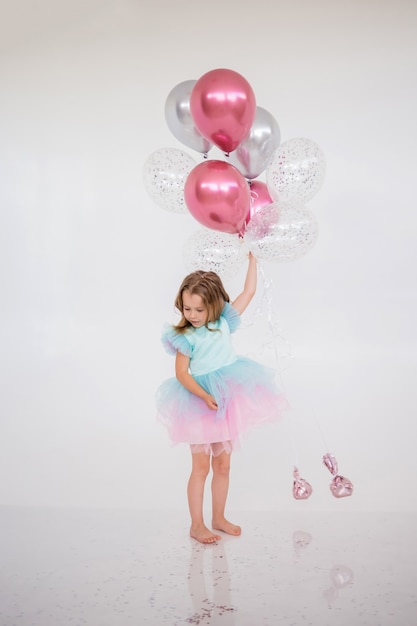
[[143, 147, 197, 213], [244, 203, 319, 262], [266, 137, 326, 205], [182, 228, 247, 280]]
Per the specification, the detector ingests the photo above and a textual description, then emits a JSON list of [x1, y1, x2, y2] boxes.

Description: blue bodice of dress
[[161, 302, 241, 376]]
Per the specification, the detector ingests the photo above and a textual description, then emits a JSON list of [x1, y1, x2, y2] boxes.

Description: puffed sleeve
[[221, 302, 241, 333], [161, 324, 192, 357]]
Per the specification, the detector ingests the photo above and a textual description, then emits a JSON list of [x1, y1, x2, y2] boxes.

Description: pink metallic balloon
[[266, 137, 326, 205], [184, 160, 251, 235], [293, 466, 313, 500], [190, 68, 256, 153], [246, 180, 273, 226], [323, 453, 354, 498]]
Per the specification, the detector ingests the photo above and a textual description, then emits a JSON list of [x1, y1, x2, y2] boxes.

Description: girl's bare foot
[[190, 524, 221, 544], [212, 517, 241, 536]]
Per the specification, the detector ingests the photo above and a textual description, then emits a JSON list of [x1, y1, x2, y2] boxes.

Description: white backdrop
[[0, 0, 416, 513]]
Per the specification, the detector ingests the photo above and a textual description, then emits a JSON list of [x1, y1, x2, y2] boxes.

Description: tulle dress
[[156, 302, 287, 455]]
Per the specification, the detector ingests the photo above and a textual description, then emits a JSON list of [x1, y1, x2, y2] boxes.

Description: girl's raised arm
[[231, 252, 257, 315]]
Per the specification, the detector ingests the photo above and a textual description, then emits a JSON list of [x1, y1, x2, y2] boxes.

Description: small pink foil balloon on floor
[[293, 467, 313, 499], [323, 453, 353, 498]]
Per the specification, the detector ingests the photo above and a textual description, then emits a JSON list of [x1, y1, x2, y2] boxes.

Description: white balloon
[[183, 228, 247, 280], [244, 203, 319, 262], [143, 147, 197, 213], [266, 137, 326, 205]]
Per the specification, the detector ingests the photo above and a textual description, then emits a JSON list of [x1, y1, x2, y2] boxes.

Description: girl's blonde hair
[[174, 271, 230, 332]]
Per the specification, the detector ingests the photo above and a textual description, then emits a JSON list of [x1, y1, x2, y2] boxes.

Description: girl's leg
[[188, 448, 221, 544], [211, 449, 241, 536]]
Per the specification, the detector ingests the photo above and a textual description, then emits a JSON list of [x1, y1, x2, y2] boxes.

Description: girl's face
[[182, 290, 208, 328]]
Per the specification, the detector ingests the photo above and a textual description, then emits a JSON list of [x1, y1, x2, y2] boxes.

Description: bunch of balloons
[[143, 68, 326, 276]]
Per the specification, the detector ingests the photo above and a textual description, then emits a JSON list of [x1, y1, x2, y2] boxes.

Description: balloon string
[[254, 264, 330, 460], [241, 263, 300, 466], [239, 264, 291, 376], [310, 406, 330, 452], [285, 410, 300, 469], [258, 262, 292, 378]]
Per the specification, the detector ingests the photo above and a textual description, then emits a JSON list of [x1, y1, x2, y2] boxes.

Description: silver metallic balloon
[[164, 80, 212, 155], [228, 106, 281, 179]]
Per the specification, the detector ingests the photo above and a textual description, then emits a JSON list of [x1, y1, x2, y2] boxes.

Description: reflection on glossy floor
[[0, 507, 415, 626]]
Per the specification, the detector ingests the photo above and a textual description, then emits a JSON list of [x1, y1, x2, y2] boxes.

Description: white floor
[[0, 507, 415, 626]]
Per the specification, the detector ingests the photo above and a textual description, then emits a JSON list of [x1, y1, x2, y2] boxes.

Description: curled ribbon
[[322, 453, 353, 498], [293, 466, 313, 500]]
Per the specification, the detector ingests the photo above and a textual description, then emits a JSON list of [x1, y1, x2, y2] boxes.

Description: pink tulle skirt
[[156, 356, 288, 455]]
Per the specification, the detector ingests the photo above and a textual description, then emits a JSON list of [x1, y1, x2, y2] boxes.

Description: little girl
[[156, 253, 287, 543]]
